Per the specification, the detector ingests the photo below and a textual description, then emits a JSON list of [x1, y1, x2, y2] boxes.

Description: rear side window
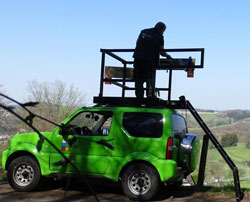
[[123, 112, 163, 138], [171, 114, 187, 138]]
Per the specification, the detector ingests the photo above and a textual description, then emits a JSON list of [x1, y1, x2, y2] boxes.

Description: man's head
[[155, 22, 166, 34]]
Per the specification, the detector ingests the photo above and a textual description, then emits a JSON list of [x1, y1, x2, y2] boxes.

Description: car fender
[[4, 143, 51, 176]]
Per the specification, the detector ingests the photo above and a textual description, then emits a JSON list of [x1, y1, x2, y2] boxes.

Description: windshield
[[64, 111, 113, 136]]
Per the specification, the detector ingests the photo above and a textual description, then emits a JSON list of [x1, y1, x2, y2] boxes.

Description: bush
[[221, 133, 238, 147]]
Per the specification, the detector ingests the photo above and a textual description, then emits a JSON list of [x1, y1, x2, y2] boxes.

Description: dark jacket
[[133, 27, 164, 66]]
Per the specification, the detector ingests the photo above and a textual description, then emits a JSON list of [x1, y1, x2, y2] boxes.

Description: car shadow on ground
[[39, 177, 123, 193], [39, 178, 199, 201], [155, 185, 199, 200], [39, 177, 127, 201]]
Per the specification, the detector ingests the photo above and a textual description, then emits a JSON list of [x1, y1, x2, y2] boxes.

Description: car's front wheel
[[121, 163, 160, 201], [7, 155, 41, 191]]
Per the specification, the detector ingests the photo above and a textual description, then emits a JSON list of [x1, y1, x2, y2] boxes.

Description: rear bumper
[[152, 159, 182, 182]]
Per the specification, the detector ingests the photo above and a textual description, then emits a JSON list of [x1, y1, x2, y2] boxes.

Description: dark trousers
[[133, 59, 156, 99]]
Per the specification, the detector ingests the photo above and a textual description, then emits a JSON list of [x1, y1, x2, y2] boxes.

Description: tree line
[[226, 110, 250, 122]]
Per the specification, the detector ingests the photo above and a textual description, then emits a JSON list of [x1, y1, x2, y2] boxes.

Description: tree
[[24, 80, 87, 131], [0, 84, 7, 105], [0, 85, 20, 139], [221, 133, 238, 147]]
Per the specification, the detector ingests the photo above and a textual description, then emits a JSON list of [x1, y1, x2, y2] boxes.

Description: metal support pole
[[168, 69, 173, 101], [122, 63, 127, 97], [99, 52, 105, 97], [197, 134, 209, 188]]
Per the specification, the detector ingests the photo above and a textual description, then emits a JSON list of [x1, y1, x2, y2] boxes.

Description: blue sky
[[1, 0, 250, 110]]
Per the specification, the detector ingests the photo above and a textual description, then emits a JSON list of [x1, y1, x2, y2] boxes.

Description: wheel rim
[[128, 170, 151, 195], [13, 164, 34, 186]]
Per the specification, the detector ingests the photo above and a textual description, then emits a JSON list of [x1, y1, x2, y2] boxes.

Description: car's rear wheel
[[7, 156, 41, 191], [121, 163, 160, 201]]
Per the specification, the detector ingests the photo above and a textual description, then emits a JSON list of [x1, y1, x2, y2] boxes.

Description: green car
[[2, 106, 200, 200]]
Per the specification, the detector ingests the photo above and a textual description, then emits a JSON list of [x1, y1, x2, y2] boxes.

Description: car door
[[49, 110, 114, 175]]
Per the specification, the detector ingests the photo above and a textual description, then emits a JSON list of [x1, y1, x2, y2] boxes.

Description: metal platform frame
[[94, 48, 244, 202], [98, 48, 204, 100]]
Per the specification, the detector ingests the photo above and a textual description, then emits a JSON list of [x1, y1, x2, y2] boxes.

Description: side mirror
[[59, 123, 65, 135], [60, 128, 69, 136], [59, 123, 76, 135]]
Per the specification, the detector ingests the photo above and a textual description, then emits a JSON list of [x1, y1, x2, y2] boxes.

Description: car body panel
[[2, 132, 53, 175]]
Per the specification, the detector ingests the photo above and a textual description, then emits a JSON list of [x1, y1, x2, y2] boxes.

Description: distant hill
[[181, 109, 250, 144]]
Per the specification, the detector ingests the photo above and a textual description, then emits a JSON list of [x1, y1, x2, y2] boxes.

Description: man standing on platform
[[133, 22, 172, 99]]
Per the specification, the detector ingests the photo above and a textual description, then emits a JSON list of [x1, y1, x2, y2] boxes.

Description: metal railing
[[98, 48, 204, 100]]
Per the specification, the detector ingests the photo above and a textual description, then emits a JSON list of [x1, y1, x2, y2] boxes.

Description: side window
[[65, 111, 113, 136], [123, 112, 163, 138], [171, 114, 187, 138]]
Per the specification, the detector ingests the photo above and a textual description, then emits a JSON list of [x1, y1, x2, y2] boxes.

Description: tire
[[121, 163, 160, 201], [7, 155, 41, 192]]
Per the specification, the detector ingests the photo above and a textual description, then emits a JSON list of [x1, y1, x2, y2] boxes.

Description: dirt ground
[[0, 180, 249, 202]]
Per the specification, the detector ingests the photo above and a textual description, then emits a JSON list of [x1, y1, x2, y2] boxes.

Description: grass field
[[180, 111, 231, 132], [203, 143, 250, 188]]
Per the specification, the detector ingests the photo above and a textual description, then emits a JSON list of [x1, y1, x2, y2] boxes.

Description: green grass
[[203, 143, 250, 188], [207, 144, 250, 165], [186, 112, 229, 130], [226, 144, 250, 160], [200, 113, 224, 122], [240, 179, 250, 189]]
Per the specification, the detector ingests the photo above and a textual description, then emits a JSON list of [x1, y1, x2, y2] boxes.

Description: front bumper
[[1, 150, 9, 170]]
